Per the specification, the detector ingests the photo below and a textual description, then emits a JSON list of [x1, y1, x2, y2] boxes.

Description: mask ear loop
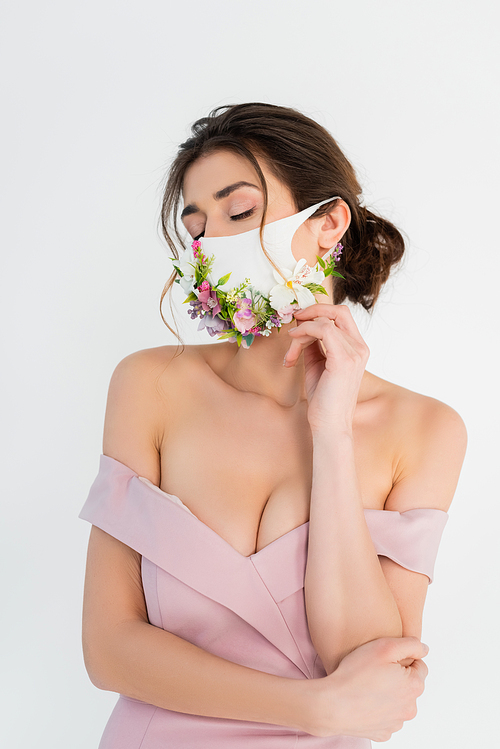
[[260, 195, 342, 280], [309, 196, 343, 265], [258, 196, 342, 288]]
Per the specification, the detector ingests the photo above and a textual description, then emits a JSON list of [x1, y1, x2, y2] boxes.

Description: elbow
[[83, 647, 111, 691], [83, 658, 110, 691], [87, 670, 111, 692], [82, 632, 116, 692]]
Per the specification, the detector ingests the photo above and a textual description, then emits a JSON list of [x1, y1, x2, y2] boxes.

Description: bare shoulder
[[103, 343, 229, 482], [103, 345, 194, 482], [367, 372, 468, 512], [109, 341, 227, 384], [379, 374, 466, 440]]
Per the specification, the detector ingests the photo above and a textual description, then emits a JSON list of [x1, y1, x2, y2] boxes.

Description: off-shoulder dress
[[79, 454, 448, 748]]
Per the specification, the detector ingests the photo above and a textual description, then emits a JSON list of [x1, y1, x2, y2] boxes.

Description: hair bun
[[333, 206, 406, 311]]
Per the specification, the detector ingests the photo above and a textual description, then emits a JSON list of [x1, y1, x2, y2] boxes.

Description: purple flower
[[187, 299, 203, 320], [198, 313, 230, 337], [188, 299, 204, 319], [331, 243, 343, 262]]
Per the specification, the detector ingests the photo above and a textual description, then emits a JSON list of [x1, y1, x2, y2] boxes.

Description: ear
[[316, 200, 351, 255]]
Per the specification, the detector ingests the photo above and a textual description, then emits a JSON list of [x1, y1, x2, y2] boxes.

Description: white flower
[[177, 246, 197, 294], [269, 258, 325, 312]]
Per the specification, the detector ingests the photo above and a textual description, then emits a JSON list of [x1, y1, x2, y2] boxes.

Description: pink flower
[[191, 240, 205, 261], [197, 283, 221, 316], [233, 297, 257, 334], [276, 303, 297, 324]]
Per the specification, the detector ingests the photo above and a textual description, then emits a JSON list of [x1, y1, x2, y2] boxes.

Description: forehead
[[181, 149, 293, 208], [182, 150, 263, 200]]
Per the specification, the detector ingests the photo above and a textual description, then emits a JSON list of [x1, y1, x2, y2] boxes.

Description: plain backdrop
[[1, 1, 499, 747]]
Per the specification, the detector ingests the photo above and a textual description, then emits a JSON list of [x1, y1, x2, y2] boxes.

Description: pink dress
[[79, 454, 449, 748]]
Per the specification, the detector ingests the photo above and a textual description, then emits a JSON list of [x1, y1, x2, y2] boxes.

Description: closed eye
[[230, 207, 255, 221], [192, 207, 257, 239]]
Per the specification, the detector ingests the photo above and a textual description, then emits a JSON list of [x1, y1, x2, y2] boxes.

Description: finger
[[410, 657, 429, 683], [284, 333, 323, 366], [289, 319, 358, 356], [293, 307, 365, 354], [293, 308, 369, 363], [377, 636, 430, 663], [294, 304, 361, 339], [284, 322, 348, 366], [289, 318, 343, 341]]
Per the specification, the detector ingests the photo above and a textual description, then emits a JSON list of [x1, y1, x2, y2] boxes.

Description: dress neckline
[[136, 471, 309, 559], [100, 454, 448, 562]]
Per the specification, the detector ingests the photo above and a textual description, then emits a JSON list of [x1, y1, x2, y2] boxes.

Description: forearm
[[305, 430, 402, 675], [86, 619, 312, 731]]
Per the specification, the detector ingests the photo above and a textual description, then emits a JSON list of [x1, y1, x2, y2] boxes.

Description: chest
[[159, 371, 394, 557]]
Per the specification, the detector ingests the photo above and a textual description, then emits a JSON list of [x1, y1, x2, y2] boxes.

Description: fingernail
[[422, 643, 429, 655], [283, 355, 288, 367]]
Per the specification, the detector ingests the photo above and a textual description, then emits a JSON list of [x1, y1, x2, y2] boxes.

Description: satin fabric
[[79, 454, 448, 748]]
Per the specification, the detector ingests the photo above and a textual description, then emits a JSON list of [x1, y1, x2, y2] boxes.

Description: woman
[[79, 103, 467, 747]]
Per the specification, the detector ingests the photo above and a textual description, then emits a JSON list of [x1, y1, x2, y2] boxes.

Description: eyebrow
[[180, 181, 261, 219]]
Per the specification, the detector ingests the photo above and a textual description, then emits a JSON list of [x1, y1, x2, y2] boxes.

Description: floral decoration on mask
[[170, 240, 344, 348]]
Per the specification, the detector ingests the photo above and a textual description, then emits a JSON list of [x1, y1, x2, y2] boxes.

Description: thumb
[[379, 636, 429, 663]]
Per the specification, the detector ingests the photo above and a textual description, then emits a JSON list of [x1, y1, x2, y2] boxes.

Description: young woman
[[79, 103, 467, 748]]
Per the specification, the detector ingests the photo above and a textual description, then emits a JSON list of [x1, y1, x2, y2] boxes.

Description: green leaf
[[182, 292, 198, 304], [316, 254, 326, 269], [216, 330, 238, 341], [330, 270, 346, 279], [243, 333, 255, 347], [304, 282, 326, 294], [215, 272, 232, 287]]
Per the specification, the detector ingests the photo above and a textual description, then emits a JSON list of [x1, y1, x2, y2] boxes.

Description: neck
[[222, 281, 336, 409], [224, 317, 306, 408]]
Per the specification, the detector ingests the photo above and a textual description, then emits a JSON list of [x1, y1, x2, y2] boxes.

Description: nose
[[202, 213, 228, 239]]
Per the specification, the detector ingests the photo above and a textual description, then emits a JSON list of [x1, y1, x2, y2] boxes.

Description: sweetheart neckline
[[136, 473, 310, 559], [100, 454, 448, 562]]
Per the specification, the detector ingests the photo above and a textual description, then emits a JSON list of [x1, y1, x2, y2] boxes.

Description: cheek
[[291, 224, 318, 264]]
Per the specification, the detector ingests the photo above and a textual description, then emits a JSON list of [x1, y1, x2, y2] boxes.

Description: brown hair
[[159, 102, 405, 342]]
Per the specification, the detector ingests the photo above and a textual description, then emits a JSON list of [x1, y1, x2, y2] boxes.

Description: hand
[[304, 637, 429, 740], [284, 305, 370, 433]]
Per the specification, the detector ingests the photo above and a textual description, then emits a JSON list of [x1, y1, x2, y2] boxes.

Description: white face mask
[[174, 195, 343, 347], [195, 195, 341, 298]]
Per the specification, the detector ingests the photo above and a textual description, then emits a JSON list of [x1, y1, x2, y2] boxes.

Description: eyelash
[[230, 207, 255, 221], [193, 207, 256, 240]]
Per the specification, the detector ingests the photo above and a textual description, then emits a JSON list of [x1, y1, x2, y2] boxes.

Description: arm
[[288, 306, 403, 674], [305, 429, 402, 676], [305, 394, 467, 675], [288, 306, 467, 677]]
